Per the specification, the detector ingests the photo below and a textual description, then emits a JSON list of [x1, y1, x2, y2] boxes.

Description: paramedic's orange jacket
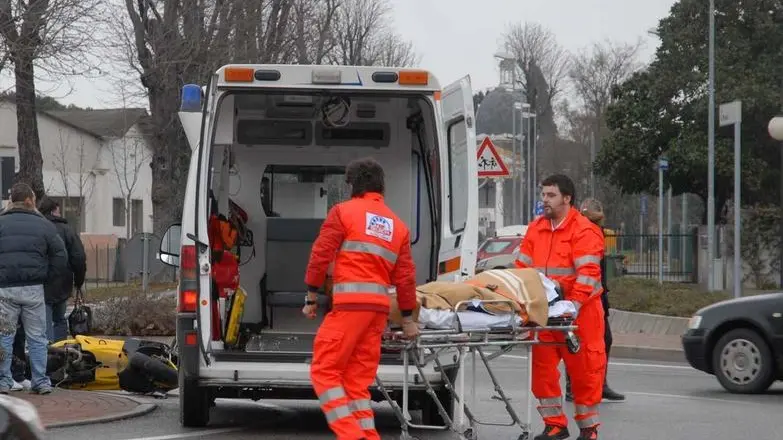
[[514, 206, 604, 307], [304, 192, 417, 314]]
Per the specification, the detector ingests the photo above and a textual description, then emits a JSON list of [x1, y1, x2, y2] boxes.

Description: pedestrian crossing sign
[[476, 137, 509, 177]]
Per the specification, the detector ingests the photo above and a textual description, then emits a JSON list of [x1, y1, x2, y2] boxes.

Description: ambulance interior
[[206, 90, 441, 360]]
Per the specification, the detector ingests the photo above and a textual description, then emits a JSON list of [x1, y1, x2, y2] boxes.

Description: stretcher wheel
[[462, 427, 476, 440], [518, 433, 530, 440]]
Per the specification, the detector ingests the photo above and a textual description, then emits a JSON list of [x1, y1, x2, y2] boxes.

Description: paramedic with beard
[[303, 157, 419, 440], [514, 174, 606, 440]]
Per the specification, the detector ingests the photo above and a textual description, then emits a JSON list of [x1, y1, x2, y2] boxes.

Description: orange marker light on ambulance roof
[[224, 67, 254, 82], [399, 70, 429, 86]]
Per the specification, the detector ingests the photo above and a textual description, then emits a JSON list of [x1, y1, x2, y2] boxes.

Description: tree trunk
[[13, 52, 45, 200]]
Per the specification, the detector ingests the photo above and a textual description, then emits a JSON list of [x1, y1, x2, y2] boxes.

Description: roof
[[46, 108, 149, 139]]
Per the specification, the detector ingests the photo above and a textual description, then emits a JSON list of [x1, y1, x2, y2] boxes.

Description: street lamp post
[[707, 0, 716, 291], [767, 116, 783, 288]]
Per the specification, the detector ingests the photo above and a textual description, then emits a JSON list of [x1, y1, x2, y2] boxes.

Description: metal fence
[[83, 232, 176, 288], [605, 232, 698, 283]]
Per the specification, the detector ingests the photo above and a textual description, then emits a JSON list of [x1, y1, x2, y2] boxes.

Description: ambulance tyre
[[179, 373, 211, 427]]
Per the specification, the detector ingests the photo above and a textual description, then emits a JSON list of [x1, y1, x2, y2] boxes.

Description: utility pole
[[590, 131, 596, 198], [706, 0, 716, 291]]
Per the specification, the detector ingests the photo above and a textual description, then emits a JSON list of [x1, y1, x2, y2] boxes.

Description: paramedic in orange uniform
[[303, 157, 420, 440], [514, 174, 607, 440]]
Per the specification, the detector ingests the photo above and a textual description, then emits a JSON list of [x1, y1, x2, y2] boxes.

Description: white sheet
[[416, 300, 577, 331]]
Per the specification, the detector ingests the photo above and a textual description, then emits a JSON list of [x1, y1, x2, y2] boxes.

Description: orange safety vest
[[514, 207, 605, 306], [305, 192, 416, 314]]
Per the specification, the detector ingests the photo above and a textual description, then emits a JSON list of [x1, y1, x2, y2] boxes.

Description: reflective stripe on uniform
[[574, 254, 601, 268], [537, 396, 564, 418], [358, 417, 375, 430], [575, 274, 602, 295], [576, 415, 600, 428], [537, 266, 575, 276], [575, 404, 599, 415], [575, 404, 600, 428], [332, 282, 389, 295], [517, 253, 533, 266], [324, 405, 353, 423], [349, 399, 372, 411], [318, 386, 346, 405], [340, 240, 398, 265]]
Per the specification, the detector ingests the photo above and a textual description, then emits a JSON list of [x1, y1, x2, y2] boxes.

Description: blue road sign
[[640, 195, 648, 216], [534, 200, 544, 217], [659, 157, 669, 171]]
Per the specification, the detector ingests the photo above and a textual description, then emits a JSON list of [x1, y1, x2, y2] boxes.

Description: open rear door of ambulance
[[437, 75, 479, 281]]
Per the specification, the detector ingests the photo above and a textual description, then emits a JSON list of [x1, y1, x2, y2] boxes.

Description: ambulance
[[157, 64, 479, 427]]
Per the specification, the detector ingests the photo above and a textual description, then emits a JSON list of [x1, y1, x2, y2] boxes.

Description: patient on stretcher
[[389, 268, 578, 331]]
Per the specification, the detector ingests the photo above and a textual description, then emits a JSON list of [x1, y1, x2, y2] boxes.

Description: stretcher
[[375, 299, 580, 440]]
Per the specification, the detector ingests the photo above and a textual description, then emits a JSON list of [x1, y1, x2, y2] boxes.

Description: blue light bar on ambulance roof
[[180, 84, 202, 112]]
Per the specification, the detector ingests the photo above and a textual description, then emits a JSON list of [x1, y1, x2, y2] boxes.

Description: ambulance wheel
[[179, 374, 211, 427]]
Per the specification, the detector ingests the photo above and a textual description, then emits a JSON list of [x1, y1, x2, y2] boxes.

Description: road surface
[[47, 355, 783, 440]]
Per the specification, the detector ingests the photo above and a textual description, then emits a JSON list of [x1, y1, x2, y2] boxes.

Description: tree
[[49, 127, 96, 231], [109, 121, 151, 239], [0, 0, 102, 200], [114, 0, 416, 235], [597, 0, 783, 223], [501, 21, 570, 121]]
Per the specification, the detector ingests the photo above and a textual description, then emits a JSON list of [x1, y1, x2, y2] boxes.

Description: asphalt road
[[46, 355, 783, 440]]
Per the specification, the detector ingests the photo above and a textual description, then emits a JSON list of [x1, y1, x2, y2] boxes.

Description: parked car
[[477, 235, 523, 262], [681, 292, 783, 394]]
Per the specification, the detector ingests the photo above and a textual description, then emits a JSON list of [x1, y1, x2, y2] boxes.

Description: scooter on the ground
[[17, 335, 179, 397]]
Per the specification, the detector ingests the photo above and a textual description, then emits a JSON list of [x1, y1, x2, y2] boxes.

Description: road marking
[[499, 354, 694, 370], [624, 391, 781, 407], [123, 427, 245, 440]]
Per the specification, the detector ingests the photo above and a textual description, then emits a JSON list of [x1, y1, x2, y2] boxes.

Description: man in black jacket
[[0, 183, 68, 395], [38, 197, 87, 343]]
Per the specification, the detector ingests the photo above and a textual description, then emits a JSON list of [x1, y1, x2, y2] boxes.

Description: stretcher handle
[[452, 299, 521, 333]]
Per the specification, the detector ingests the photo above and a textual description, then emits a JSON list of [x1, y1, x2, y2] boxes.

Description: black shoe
[[602, 383, 625, 401], [534, 425, 570, 440], [576, 426, 598, 440]]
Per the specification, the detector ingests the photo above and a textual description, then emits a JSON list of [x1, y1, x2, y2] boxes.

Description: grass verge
[[607, 276, 777, 317], [84, 282, 178, 303]]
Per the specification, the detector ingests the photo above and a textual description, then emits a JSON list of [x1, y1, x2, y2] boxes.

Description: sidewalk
[[611, 332, 684, 363], [9, 388, 156, 429]]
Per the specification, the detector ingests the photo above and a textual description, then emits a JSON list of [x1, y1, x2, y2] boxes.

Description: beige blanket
[[390, 268, 549, 326]]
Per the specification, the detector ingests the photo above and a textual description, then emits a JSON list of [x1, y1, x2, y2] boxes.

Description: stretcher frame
[[375, 299, 580, 440]]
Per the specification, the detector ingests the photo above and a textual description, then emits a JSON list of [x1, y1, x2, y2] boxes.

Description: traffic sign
[[534, 200, 544, 217], [476, 137, 509, 177], [640, 195, 648, 216], [659, 157, 669, 171]]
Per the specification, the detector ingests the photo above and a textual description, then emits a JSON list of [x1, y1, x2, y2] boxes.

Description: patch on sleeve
[[365, 212, 394, 242]]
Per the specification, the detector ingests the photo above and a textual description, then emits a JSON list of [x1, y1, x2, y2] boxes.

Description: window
[[262, 165, 348, 219], [131, 199, 143, 235], [0, 156, 14, 199], [113, 198, 125, 227], [447, 120, 468, 233]]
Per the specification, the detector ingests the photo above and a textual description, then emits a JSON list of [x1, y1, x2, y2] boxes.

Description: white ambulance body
[[158, 64, 479, 427]]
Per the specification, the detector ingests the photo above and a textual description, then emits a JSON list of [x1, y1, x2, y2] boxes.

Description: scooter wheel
[[129, 352, 178, 386]]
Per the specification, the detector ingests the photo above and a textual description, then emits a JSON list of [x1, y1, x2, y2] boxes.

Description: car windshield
[[481, 240, 514, 253]]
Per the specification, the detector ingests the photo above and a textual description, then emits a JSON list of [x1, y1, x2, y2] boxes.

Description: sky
[[0, 0, 679, 110]]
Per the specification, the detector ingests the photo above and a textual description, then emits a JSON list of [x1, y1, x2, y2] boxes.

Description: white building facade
[[0, 101, 154, 239]]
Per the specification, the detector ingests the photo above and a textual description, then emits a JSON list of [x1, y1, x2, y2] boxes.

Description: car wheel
[[712, 328, 776, 394]]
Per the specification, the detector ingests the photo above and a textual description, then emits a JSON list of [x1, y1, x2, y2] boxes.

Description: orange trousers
[[310, 310, 388, 440], [532, 298, 606, 430]]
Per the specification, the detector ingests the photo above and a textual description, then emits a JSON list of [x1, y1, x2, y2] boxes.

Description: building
[[0, 101, 154, 239]]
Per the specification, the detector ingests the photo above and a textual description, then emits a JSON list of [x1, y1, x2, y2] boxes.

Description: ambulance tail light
[[224, 67, 255, 82], [178, 244, 199, 313], [399, 70, 429, 86]]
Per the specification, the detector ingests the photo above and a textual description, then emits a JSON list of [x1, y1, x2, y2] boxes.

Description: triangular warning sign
[[476, 137, 509, 177]]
